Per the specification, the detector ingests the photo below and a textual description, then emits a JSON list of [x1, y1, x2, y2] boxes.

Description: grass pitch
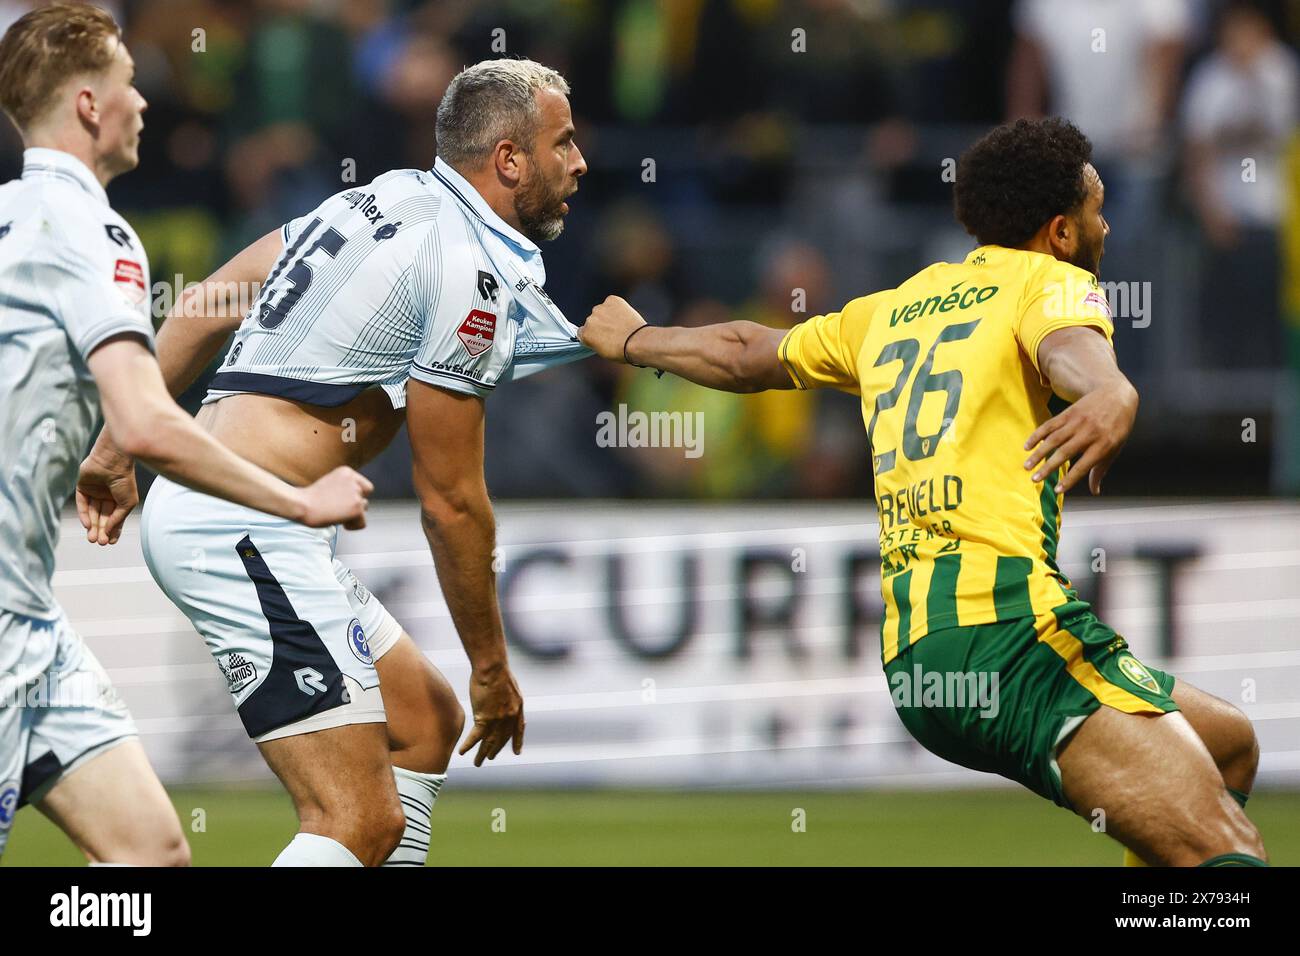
[[4, 788, 1297, 866]]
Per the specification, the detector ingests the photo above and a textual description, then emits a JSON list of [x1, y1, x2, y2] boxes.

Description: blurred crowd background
[[2, 0, 1298, 499]]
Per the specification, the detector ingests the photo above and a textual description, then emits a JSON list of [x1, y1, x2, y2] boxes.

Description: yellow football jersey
[[779, 245, 1115, 663]]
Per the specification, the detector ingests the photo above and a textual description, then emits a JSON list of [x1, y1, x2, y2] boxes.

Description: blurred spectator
[[1182, 0, 1298, 367], [613, 239, 849, 499], [0, 0, 1291, 498], [1007, 0, 1191, 355], [0, 0, 124, 34], [1008, 0, 1190, 162], [222, 0, 358, 242]]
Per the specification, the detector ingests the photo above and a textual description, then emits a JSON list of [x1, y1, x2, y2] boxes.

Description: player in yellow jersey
[[579, 118, 1267, 867]]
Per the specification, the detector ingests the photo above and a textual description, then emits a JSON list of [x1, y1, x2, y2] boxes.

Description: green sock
[[1200, 852, 1267, 866], [1227, 788, 1249, 808]]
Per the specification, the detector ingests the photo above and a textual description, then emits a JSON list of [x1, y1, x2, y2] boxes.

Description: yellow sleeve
[[777, 294, 882, 395], [1016, 260, 1115, 383]]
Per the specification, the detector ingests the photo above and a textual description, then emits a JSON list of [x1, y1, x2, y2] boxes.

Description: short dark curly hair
[[954, 118, 1094, 248]]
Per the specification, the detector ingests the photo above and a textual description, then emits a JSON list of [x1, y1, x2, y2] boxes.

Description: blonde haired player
[[581, 118, 1266, 868], [0, 3, 371, 864]]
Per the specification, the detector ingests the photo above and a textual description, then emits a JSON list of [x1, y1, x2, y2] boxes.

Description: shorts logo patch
[[0, 782, 18, 827], [113, 258, 146, 303], [348, 618, 372, 664], [344, 569, 370, 605], [457, 309, 496, 357], [1118, 654, 1159, 694], [218, 652, 258, 694]]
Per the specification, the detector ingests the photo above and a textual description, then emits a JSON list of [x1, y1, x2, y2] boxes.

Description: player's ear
[[75, 85, 99, 129], [493, 140, 523, 186], [1045, 213, 1073, 259]]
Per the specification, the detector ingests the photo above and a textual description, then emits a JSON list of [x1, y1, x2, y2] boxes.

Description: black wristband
[[623, 323, 650, 367], [622, 324, 666, 377]]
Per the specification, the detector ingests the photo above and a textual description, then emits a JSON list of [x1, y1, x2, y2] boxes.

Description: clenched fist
[[299, 466, 374, 529], [579, 295, 647, 362]]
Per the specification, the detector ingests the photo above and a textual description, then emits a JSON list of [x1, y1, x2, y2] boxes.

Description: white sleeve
[[44, 203, 155, 361], [408, 229, 513, 398], [282, 213, 313, 245], [506, 295, 591, 382]]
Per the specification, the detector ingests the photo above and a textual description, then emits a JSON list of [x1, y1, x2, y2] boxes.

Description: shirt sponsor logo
[[515, 275, 555, 306], [422, 360, 486, 381], [889, 283, 998, 326], [457, 308, 497, 356], [1082, 290, 1112, 318], [342, 189, 386, 225], [113, 258, 146, 303]]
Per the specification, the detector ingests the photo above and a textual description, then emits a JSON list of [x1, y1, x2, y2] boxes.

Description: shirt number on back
[[259, 218, 348, 330], [867, 318, 981, 475]]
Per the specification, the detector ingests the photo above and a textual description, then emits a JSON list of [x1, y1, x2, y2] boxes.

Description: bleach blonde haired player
[[581, 118, 1266, 868], [92, 57, 589, 865], [0, 3, 372, 864]]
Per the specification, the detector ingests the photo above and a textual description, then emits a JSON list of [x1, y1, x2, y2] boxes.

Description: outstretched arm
[[579, 295, 795, 393], [1024, 326, 1138, 495]]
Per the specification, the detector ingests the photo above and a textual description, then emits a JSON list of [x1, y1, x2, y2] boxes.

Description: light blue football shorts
[[0, 606, 137, 857], [140, 476, 403, 743]]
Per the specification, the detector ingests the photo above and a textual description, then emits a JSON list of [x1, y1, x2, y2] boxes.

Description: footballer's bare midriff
[[195, 388, 405, 487]]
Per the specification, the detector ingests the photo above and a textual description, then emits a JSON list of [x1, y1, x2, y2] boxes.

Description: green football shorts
[[883, 598, 1178, 809]]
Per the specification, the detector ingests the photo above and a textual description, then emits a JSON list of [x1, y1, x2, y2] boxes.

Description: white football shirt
[[0, 148, 155, 619], [206, 158, 590, 409]]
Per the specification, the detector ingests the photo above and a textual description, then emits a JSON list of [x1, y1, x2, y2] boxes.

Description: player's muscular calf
[[1058, 706, 1265, 866], [1171, 680, 1260, 798], [259, 722, 406, 867], [377, 634, 465, 774]]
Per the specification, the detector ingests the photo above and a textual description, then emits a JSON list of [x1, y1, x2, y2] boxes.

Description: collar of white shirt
[[431, 156, 540, 257], [21, 147, 110, 206]]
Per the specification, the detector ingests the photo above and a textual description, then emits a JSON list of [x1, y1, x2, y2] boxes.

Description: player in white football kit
[[0, 5, 372, 864], [93, 59, 591, 866]]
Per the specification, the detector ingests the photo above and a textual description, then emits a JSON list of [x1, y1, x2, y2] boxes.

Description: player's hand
[[1023, 382, 1138, 495], [75, 445, 138, 546], [580, 295, 647, 362], [299, 466, 373, 529], [459, 664, 525, 767]]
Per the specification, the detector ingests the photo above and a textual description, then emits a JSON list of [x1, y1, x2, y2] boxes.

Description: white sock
[[273, 832, 363, 867], [383, 766, 445, 867]]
